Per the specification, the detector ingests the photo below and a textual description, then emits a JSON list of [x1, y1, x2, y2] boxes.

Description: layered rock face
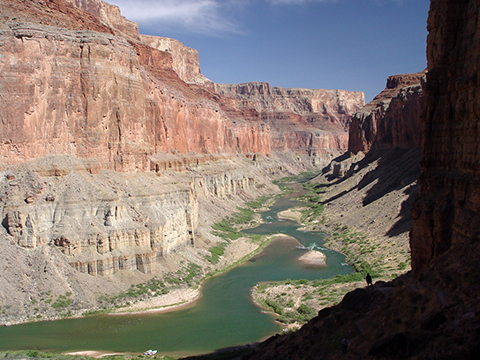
[[140, 35, 212, 86], [0, 154, 262, 276], [409, 0, 480, 274], [0, 0, 364, 171], [0, 21, 270, 171], [348, 71, 426, 154], [64, 0, 140, 40], [214, 82, 364, 164]]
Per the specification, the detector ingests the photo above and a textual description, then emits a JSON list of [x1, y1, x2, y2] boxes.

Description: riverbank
[[111, 288, 201, 315], [251, 152, 416, 327]]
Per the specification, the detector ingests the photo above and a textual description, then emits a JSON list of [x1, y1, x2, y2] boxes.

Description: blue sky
[[108, 0, 429, 102]]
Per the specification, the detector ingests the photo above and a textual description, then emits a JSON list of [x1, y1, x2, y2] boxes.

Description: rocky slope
[[237, 0, 480, 359], [348, 71, 426, 154]]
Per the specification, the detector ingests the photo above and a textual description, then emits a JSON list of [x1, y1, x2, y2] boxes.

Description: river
[[0, 181, 353, 356]]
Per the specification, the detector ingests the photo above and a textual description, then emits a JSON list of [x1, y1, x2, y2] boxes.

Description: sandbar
[[298, 250, 326, 266]]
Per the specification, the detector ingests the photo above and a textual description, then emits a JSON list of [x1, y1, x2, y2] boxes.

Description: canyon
[[3, 0, 478, 359], [0, 0, 364, 324]]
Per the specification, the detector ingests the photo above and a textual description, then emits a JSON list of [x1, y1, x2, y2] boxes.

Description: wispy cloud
[[109, 0, 245, 36], [371, 0, 411, 6], [267, 0, 338, 4]]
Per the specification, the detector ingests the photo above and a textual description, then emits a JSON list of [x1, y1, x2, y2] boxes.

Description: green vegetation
[[206, 242, 228, 264], [164, 263, 202, 286], [253, 275, 364, 326], [51, 293, 72, 310], [97, 276, 172, 310], [298, 182, 328, 222], [245, 195, 271, 209], [207, 194, 277, 264]]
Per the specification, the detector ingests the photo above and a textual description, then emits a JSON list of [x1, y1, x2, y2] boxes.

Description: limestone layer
[[0, 154, 261, 276]]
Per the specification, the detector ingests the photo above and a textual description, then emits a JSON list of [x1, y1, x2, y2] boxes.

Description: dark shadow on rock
[[387, 182, 419, 237], [320, 148, 422, 239], [358, 148, 421, 206]]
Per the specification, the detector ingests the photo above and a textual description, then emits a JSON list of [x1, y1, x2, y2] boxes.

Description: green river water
[[0, 182, 353, 356]]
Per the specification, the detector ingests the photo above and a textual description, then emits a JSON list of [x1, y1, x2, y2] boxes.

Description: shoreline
[[111, 288, 201, 316], [63, 351, 126, 358]]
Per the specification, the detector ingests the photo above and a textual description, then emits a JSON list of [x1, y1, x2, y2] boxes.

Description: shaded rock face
[[349, 71, 426, 154], [410, 0, 480, 274]]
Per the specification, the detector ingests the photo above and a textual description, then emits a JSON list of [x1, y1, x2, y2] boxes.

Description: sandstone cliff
[[348, 71, 426, 154], [214, 82, 364, 164], [0, 21, 271, 170]]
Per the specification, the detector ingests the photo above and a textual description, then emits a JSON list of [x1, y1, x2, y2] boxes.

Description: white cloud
[[109, 0, 244, 36], [267, 0, 337, 4], [371, 0, 411, 6]]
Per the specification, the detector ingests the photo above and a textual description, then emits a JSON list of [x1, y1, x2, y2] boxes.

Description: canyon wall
[[348, 71, 426, 154], [0, 0, 364, 171], [0, 22, 271, 171], [0, 154, 264, 277], [140, 34, 212, 86], [214, 82, 364, 163], [0, 0, 363, 283], [409, 0, 480, 274], [64, 0, 140, 40]]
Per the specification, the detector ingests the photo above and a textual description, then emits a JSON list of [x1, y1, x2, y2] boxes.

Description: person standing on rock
[[366, 273, 373, 287]]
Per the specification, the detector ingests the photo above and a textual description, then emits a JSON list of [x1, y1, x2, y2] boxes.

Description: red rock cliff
[[410, 0, 480, 274], [0, 0, 363, 171], [0, 0, 271, 171], [348, 71, 426, 154], [214, 82, 364, 164]]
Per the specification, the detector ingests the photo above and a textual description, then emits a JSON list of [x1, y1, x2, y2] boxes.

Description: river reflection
[[0, 181, 353, 355]]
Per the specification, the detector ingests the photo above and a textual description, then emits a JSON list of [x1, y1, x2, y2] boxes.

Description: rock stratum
[[0, 0, 364, 171]]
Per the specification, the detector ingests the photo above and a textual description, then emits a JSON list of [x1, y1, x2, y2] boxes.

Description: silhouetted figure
[[366, 273, 373, 287], [341, 337, 349, 353]]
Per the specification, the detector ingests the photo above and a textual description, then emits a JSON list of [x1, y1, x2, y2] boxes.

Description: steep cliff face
[[348, 71, 426, 154], [0, 154, 270, 276], [214, 82, 364, 164], [0, 22, 272, 170], [0, 0, 363, 171], [64, 0, 140, 40], [409, 0, 480, 274], [140, 34, 212, 86]]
